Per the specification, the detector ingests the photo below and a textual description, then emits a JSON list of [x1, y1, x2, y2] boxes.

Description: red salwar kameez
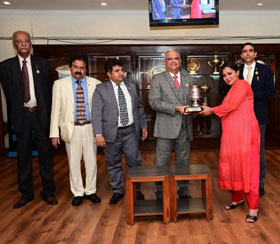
[[213, 80, 260, 209]]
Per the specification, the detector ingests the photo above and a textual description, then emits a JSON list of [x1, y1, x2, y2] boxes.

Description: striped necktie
[[246, 66, 252, 83], [173, 75, 180, 89], [76, 80, 87, 124]]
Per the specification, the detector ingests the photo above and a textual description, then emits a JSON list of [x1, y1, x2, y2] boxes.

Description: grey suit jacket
[[149, 70, 194, 140], [92, 80, 147, 143]]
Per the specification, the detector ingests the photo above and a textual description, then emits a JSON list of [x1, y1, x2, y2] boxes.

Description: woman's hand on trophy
[[200, 105, 214, 116]]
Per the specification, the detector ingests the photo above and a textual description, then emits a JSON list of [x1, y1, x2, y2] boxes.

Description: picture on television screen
[[149, 0, 219, 27]]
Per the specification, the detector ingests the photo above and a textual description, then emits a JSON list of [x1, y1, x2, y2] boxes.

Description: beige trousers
[[65, 124, 97, 197]]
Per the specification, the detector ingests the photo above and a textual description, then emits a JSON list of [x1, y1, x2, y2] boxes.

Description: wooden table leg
[[206, 174, 213, 221], [169, 175, 177, 223], [162, 176, 170, 223], [126, 177, 134, 225]]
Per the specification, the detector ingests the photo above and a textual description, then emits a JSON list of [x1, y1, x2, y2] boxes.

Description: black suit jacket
[[239, 62, 274, 124], [0, 56, 52, 133]]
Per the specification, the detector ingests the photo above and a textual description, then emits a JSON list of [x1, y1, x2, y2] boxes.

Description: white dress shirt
[[243, 61, 256, 86]]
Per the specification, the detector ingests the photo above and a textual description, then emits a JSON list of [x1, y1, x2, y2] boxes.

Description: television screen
[[149, 0, 219, 27]]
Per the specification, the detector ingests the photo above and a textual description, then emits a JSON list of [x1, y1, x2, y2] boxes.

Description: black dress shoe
[[72, 196, 83, 206], [85, 193, 101, 203], [44, 196, 58, 205], [13, 198, 33, 209], [259, 187, 265, 197], [136, 191, 145, 200], [109, 193, 124, 205]]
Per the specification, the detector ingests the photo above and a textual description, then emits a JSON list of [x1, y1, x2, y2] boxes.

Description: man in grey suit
[[149, 50, 194, 200], [92, 59, 148, 205]]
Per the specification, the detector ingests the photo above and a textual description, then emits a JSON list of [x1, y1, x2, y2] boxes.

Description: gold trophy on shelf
[[185, 85, 202, 112], [208, 55, 224, 74], [200, 83, 209, 106], [187, 58, 200, 74]]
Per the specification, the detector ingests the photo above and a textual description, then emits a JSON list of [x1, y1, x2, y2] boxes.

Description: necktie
[[117, 84, 129, 126], [76, 80, 87, 124], [22, 60, 30, 103], [173, 75, 180, 89], [246, 66, 252, 83]]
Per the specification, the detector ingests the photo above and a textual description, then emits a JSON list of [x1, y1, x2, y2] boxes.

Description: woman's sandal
[[246, 214, 258, 223], [224, 200, 245, 210]]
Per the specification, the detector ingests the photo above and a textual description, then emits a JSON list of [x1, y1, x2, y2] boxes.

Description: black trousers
[[16, 110, 55, 200]]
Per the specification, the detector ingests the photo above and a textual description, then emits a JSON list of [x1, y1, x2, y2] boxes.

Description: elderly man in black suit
[[0, 30, 57, 208], [239, 42, 274, 197], [92, 58, 147, 205]]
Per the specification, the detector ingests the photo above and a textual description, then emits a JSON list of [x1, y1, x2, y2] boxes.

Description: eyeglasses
[[166, 57, 180, 61], [14, 39, 31, 44]]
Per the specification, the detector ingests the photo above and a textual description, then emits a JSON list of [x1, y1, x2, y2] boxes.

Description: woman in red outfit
[[191, 0, 202, 19], [200, 62, 260, 223]]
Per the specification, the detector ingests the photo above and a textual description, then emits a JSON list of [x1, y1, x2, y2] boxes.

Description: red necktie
[[173, 75, 180, 89]]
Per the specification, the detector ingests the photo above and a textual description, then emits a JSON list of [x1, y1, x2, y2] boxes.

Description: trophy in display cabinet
[[235, 58, 244, 68], [187, 58, 200, 74], [184, 85, 202, 112], [200, 83, 209, 106], [208, 55, 224, 74]]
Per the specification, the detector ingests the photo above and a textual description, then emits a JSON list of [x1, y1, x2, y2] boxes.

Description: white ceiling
[[0, 0, 279, 11]]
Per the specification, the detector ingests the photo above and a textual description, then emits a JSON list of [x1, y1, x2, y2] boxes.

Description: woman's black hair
[[218, 62, 239, 104]]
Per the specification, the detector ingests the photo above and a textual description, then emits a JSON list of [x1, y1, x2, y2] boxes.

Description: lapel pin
[[36, 66, 40, 74], [255, 69, 259, 81]]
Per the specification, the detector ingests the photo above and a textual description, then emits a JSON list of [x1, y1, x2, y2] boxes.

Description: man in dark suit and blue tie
[[239, 43, 274, 197], [0, 30, 57, 208], [92, 59, 147, 205]]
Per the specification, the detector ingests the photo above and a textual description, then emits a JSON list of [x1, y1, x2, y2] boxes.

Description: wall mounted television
[[149, 0, 219, 27]]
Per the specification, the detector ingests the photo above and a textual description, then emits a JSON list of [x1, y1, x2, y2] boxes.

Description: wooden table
[[126, 166, 170, 225], [169, 164, 213, 222]]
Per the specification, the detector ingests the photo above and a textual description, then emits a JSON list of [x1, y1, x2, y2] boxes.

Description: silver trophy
[[185, 85, 201, 112]]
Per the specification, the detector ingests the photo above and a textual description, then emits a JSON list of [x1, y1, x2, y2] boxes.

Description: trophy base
[[185, 106, 202, 113]]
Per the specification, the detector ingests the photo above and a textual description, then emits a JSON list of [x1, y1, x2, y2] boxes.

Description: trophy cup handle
[[207, 61, 213, 68]]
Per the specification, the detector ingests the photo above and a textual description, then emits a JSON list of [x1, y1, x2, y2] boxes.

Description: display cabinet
[[32, 44, 280, 149]]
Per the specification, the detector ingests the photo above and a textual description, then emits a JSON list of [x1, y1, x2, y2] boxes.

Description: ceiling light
[[257, 3, 263, 6], [3, 1, 11, 5], [100, 2, 107, 6]]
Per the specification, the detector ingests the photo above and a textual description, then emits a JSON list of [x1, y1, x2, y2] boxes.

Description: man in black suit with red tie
[[239, 43, 274, 197], [0, 30, 57, 208]]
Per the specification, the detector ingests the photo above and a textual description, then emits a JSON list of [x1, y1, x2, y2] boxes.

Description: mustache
[[75, 71, 82, 75]]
